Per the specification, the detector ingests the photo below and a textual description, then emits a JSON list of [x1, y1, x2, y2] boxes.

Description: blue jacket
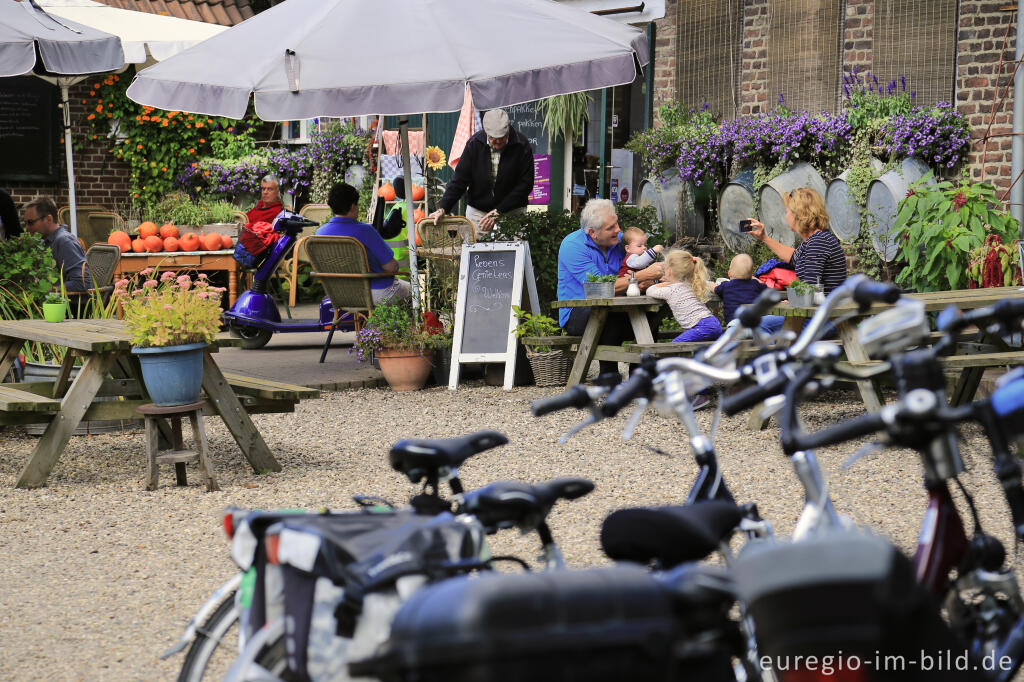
[[556, 228, 624, 327]]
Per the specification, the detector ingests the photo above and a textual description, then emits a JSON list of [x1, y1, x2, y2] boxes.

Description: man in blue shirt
[[557, 198, 663, 376], [316, 182, 410, 304], [23, 196, 91, 292]]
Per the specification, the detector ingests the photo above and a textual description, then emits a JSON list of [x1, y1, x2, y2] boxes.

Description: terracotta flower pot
[[376, 349, 434, 391]]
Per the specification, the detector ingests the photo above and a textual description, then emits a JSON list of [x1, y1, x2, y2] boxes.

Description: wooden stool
[[138, 401, 219, 492]]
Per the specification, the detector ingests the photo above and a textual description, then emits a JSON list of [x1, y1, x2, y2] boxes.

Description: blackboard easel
[[448, 241, 540, 391]]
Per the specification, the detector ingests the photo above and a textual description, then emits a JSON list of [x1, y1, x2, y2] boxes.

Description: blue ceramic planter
[[132, 342, 207, 406]]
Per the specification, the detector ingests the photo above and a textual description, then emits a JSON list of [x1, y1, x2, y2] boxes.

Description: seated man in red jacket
[[246, 174, 292, 228]]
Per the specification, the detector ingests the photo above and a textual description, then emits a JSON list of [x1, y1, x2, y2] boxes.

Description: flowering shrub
[[350, 301, 436, 362], [843, 68, 915, 130], [80, 69, 261, 206], [876, 103, 971, 170], [626, 103, 717, 179], [114, 268, 226, 347]]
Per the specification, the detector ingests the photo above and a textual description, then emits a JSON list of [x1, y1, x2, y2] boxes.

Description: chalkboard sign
[[0, 77, 59, 183], [505, 101, 550, 155], [449, 241, 540, 390]]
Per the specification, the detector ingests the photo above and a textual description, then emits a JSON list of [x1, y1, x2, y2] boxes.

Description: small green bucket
[[42, 302, 67, 323]]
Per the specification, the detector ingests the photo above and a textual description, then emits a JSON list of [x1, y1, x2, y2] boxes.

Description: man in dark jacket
[[428, 109, 534, 235], [0, 188, 22, 240]]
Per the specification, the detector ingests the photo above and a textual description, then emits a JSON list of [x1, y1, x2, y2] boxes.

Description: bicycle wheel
[[177, 595, 239, 682]]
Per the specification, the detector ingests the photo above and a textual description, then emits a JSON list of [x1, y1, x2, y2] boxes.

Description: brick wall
[[656, 0, 1019, 196], [6, 81, 132, 213], [651, 0, 678, 124]]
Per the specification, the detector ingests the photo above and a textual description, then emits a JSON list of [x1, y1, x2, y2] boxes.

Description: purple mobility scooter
[[223, 215, 357, 350]]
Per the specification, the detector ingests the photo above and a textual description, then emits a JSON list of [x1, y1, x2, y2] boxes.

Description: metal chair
[[282, 203, 335, 307], [305, 236, 392, 363]]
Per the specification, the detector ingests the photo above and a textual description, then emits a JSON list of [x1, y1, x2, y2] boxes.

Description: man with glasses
[[428, 109, 534, 235], [23, 196, 91, 292]]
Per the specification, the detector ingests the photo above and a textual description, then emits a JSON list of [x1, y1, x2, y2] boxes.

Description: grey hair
[[261, 174, 280, 187], [580, 198, 616, 233]]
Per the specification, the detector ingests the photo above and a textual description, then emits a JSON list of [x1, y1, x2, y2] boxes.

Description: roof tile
[[94, 0, 252, 26]]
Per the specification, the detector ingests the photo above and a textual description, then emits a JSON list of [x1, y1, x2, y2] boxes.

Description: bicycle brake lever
[[841, 439, 889, 470], [621, 398, 648, 441], [559, 414, 600, 444]]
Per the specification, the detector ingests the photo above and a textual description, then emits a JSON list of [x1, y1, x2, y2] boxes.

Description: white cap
[[482, 109, 510, 138]]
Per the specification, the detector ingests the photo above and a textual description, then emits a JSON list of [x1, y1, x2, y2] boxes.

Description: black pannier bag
[[349, 563, 740, 682]]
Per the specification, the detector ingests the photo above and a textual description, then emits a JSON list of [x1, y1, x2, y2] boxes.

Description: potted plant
[[115, 267, 226, 406], [350, 301, 435, 391], [787, 278, 816, 307], [42, 291, 68, 323], [513, 306, 572, 387], [583, 273, 616, 299]]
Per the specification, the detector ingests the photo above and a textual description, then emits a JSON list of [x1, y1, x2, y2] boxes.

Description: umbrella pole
[[59, 80, 78, 238], [399, 118, 420, 317]]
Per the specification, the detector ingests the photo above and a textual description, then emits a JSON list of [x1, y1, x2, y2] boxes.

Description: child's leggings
[[672, 315, 722, 342]]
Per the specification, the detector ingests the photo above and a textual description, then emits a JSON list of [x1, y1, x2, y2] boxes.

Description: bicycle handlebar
[[720, 372, 789, 416], [531, 385, 597, 416], [737, 289, 785, 330], [601, 367, 653, 417], [851, 278, 901, 307], [782, 409, 889, 455]]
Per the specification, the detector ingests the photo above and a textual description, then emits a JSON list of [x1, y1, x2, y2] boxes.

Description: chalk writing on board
[[505, 102, 549, 155], [461, 251, 517, 354]]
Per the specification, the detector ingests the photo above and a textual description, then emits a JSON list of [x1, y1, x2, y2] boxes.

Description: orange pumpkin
[[202, 232, 223, 251], [159, 223, 179, 239], [163, 236, 180, 252], [143, 235, 163, 253], [107, 230, 131, 252], [411, 184, 425, 201], [221, 234, 233, 249], [413, 208, 425, 224], [131, 237, 146, 253], [138, 221, 158, 238], [378, 183, 396, 201], [179, 232, 200, 252]]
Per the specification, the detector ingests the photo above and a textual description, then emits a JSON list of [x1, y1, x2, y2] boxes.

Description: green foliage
[[148, 193, 239, 226], [0, 233, 59, 310], [278, 262, 322, 304], [481, 209, 581, 310], [585, 273, 617, 283], [44, 291, 66, 304], [788, 278, 816, 294], [351, 301, 434, 360], [536, 93, 592, 142], [114, 270, 226, 347], [615, 204, 668, 246], [890, 173, 1019, 291], [625, 102, 718, 178], [512, 305, 563, 351], [79, 69, 261, 206]]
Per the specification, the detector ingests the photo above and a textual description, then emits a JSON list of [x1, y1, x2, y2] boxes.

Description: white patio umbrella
[[0, 0, 123, 236], [36, 0, 226, 65], [125, 0, 649, 312]]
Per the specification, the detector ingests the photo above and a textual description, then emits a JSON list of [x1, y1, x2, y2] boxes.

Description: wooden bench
[[0, 386, 60, 413]]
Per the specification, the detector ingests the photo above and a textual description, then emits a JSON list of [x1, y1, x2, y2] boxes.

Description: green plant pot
[[42, 302, 68, 323]]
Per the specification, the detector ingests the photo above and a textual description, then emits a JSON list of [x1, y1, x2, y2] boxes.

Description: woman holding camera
[[747, 187, 847, 334]]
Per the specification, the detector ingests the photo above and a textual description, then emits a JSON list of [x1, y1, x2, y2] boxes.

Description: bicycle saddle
[[600, 501, 745, 569], [460, 477, 594, 533], [389, 431, 508, 484]]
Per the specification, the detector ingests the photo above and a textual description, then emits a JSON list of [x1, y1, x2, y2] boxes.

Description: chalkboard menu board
[[505, 101, 550, 155], [461, 250, 518, 354], [0, 77, 59, 183], [449, 242, 540, 390]]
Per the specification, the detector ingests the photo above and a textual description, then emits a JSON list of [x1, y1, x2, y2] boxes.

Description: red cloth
[[240, 220, 279, 257], [245, 201, 283, 228], [757, 267, 798, 290]]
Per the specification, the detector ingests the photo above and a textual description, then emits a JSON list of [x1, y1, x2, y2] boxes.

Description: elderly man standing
[[557, 198, 663, 377], [23, 196, 91, 292], [427, 109, 534, 235]]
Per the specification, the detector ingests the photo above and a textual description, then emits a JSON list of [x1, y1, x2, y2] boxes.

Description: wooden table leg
[[626, 308, 655, 345], [837, 320, 883, 412], [567, 308, 608, 387], [201, 350, 282, 473], [228, 263, 239, 308], [16, 351, 119, 488], [0, 337, 21, 380]]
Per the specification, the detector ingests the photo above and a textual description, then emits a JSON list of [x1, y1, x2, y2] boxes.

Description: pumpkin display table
[[113, 250, 242, 306]]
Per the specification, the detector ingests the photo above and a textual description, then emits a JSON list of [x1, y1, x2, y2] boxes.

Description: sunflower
[[425, 145, 446, 170]]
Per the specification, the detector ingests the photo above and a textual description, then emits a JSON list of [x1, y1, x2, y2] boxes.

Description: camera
[[739, 219, 753, 233]]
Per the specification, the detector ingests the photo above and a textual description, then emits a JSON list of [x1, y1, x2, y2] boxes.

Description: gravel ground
[[0, 384, 1019, 681]]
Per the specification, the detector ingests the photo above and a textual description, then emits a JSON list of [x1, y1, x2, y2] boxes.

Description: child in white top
[[618, 226, 664, 277], [647, 249, 722, 342]]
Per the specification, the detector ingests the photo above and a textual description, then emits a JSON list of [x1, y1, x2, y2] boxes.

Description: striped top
[[792, 229, 847, 293], [646, 281, 714, 329]]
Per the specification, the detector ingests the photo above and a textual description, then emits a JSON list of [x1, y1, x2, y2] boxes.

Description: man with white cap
[[428, 108, 534, 234]]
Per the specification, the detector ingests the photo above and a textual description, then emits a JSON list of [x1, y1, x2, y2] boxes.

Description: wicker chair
[[282, 203, 335, 307], [67, 243, 121, 315], [417, 216, 475, 311], [305, 236, 392, 363], [57, 205, 108, 246]]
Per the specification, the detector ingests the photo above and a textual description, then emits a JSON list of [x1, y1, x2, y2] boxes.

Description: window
[[767, 0, 844, 113], [872, 0, 957, 106], [675, 0, 743, 119]]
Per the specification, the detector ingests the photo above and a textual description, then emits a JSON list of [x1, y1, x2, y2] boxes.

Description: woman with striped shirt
[[746, 187, 847, 334]]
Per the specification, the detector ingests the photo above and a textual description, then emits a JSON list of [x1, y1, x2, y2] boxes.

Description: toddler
[[618, 227, 664, 277], [713, 254, 767, 323], [647, 249, 722, 342]]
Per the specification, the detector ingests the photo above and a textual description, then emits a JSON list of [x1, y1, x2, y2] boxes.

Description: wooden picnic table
[[769, 286, 1024, 410], [551, 296, 664, 386], [0, 319, 312, 488]]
